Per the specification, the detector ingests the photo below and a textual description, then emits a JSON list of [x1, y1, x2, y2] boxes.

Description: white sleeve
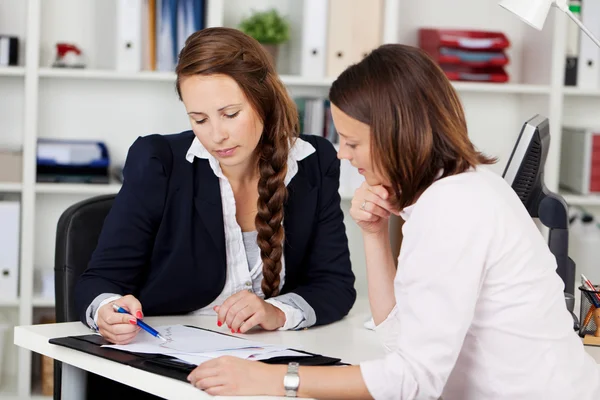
[[92, 295, 123, 328], [373, 305, 401, 353], [360, 189, 491, 400], [265, 298, 305, 330]]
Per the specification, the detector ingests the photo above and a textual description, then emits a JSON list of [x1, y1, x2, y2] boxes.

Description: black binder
[[49, 325, 344, 383]]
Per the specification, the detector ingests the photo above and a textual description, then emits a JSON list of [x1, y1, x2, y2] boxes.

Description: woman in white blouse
[[187, 44, 600, 399]]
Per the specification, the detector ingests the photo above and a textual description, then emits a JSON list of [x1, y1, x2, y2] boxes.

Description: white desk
[[14, 298, 383, 399], [14, 297, 600, 400]]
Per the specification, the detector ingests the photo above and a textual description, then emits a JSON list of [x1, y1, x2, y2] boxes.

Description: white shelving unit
[[0, 0, 587, 398], [0, 67, 25, 77]]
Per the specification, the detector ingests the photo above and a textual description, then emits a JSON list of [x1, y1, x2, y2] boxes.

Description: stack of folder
[[419, 29, 511, 83]]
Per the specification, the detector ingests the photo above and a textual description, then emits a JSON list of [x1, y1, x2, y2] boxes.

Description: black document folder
[[49, 325, 344, 383]]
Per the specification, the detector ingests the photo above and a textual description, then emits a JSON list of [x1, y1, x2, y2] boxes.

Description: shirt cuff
[[373, 305, 400, 353], [360, 360, 389, 400], [265, 298, 304, 330], [86, 293, 122, 330]]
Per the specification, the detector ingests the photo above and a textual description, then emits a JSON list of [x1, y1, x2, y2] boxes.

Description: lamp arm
[[558, 4, 600, 49]]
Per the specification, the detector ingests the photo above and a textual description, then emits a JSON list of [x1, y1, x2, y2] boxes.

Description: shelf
[[563, 87, 600, 97], [451, 82, 551, 94], [0, 298, 19, 307], [0, 67, 25, 77], [38, 68, 177, 82], [0, 182, 22, 193], [32, 297, 55, 307], [37, 68, 336, 87], [561, 191, 600, 207], [35, 68, 550, 94], [280, 75, 334, 87], [35, 182, 122, 195]]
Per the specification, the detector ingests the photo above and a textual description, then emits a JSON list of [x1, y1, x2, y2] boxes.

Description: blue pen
[[112, 304, 167, 342]]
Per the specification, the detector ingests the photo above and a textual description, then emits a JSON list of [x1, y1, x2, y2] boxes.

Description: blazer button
[[245, 281, 252, 287]]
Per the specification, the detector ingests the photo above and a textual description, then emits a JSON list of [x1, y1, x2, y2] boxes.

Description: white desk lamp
[[499, 0, 600, 48]]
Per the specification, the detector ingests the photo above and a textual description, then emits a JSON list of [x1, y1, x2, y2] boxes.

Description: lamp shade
[[498, 0, 555, 30]]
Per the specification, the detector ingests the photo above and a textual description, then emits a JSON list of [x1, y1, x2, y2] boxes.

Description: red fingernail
[[231, 329, 235, 334], [237, 329, 241, 333], [129, 318, 137, 325], [217, 321, 222, 327], [136, 311, 143, 319]]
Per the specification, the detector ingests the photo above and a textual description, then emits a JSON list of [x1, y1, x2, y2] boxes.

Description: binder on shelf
[[325, 0, 383, 77], [299, 0, 328, 78], [157, 0, 178, 71], [565, 0, 582, 86], [419, 29, 510, 83], [36, 139, 110, 184], [142, 0, 157, 71], [577, 0, 600, 89], [0, 201, 20, 301], [419, 29, 510, 51], [176, 0, 204, 59], [441, 65, 509, 83], [560, 127, 600, 194], [429, 47, 508, 67], [326, 0, 353, 78], [351, 0, 383, 63], [0, 36, 18, 66], [116, 0, 143, 71], [0, 149, 22, 183]]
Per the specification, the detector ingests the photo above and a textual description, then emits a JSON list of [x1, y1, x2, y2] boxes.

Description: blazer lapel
[[284, 170, 318, 274], [193, 159, 226, 263]]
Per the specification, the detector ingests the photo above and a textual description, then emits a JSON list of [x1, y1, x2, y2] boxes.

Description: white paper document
[[101, 324, 308, 364], [171, 348, 310, 366]]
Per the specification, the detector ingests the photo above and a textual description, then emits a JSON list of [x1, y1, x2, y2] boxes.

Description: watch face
[[284, 374, 300, 390]]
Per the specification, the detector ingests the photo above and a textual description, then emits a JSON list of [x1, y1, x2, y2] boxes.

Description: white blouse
[[360, 167, 600, 399], [184, 136, 316, 329]]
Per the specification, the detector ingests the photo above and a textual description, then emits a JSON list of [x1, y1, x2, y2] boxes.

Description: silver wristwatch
[[283, 362, 300, 397]]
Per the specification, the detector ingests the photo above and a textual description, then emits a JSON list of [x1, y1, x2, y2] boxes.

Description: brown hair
[[329, 44, 496, 210], [176, 27, 299, 298]]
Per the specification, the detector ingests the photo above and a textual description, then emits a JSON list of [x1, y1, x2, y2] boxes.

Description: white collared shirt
[[185, 136, 316, 329], [360, 167, 600, 399]]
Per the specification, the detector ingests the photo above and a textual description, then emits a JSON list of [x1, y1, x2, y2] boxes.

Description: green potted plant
[[239, 8, 290, 68]]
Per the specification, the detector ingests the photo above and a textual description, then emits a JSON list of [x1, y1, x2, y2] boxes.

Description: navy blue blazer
[[74, 131, 356, 327]]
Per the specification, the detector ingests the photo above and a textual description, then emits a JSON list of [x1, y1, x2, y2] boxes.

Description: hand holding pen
[[96, 294, 147, 345], [112, 303, 167, 342]]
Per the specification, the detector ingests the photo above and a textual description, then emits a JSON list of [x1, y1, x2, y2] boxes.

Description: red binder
[[425, 47, 509, 68], [441, 65, 509, 83], [419, 29, 510, 51]]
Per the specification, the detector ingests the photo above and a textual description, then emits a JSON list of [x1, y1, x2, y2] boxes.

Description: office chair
[[53, 194, 116, 400]]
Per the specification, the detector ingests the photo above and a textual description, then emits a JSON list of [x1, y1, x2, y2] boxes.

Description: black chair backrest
[[54, 194, 116, 323]]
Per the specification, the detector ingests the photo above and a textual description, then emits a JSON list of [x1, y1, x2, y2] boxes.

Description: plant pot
[[261, 44, 279, 68]]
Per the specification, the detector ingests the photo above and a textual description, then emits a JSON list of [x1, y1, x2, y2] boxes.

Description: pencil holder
[[578, 285, 600, 337]]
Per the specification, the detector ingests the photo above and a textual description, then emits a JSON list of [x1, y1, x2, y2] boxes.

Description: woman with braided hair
[[74, 27, 356, 351]]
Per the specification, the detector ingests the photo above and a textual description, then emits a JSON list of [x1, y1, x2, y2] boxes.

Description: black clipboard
[[49, 325, 344, 383]]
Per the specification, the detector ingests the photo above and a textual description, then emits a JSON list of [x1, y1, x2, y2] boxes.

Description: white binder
[[116, 0, 143, 71], [577, 0, 600, 89], [0, 37, 9, 66], [0, 202, 20, 300], [300, 0, 328, 78]]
